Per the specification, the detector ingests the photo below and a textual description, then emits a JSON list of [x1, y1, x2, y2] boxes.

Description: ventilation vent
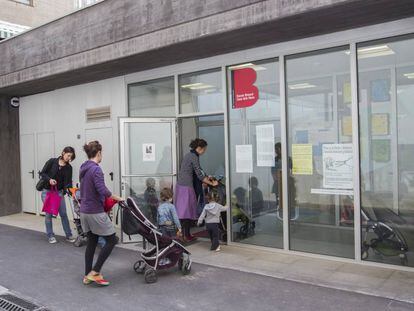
[[86, 106, 111, 122], [0, 293, 48, 311]]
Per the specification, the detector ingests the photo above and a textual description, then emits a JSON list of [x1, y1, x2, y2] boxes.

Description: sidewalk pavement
[[1, 213, 414, 305]]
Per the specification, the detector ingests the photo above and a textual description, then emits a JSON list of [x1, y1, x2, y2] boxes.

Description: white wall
[[19, 76, 127, 194]]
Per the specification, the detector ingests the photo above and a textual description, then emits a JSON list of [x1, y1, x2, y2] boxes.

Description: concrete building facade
[[1, 0, 414, 271]]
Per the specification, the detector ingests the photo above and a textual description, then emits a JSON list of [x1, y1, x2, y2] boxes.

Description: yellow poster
[[343, 82, 351, 104], [341, 115, 352, 136], [371, 114, 388, 135], [292, 144, 313, 175]]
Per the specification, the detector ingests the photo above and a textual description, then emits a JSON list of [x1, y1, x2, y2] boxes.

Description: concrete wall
[[2, 0, 414, 97], [0, 0, 75, 28], [0, 97, 21, 216]]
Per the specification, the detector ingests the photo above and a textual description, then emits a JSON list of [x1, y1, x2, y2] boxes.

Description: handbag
[[36, 178, 47, 191], [42, 186, 62, 216], [104, 197, 117, 213]]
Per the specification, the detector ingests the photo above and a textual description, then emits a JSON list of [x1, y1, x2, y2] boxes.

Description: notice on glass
[[322, 144, 353, 189], [256, 124, 275, 167], [142, 143, 155, 162], [371, 114, 389, 135], [292, 144, 313, 175], [236, 145, 253, 173]]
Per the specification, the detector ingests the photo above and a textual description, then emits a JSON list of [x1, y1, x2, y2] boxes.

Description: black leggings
[[181, 219, 192, 238], [85, 232, 117, 275]]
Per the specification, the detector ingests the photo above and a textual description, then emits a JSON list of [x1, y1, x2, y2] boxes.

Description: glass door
[[119, 118, 177, 243]]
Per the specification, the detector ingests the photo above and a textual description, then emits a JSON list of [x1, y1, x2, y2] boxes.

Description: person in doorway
[[271, 142, 282, 207], [40, 146, 76, 244], [197, 192, 227, 251], [144, 177, 159, 224], [79, 141, 123, 286], [174, 138, 218, 242], [157, 188, 182, 238]]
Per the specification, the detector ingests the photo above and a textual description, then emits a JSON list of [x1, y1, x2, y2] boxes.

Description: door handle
[[29, 170, 35, 179], [109, 172, 114, 181]]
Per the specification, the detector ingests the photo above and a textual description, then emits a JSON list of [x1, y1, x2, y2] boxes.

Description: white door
[[36, 132, 55, 214], [85, 128, 114, 193], [20, 134, 36, 214]]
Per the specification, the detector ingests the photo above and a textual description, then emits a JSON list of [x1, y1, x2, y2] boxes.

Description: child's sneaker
[[215, 246, 221, 252], [66, 236, 76, 243], [48, 237, 57, 244]]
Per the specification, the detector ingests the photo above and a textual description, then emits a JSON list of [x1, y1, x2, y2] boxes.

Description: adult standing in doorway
[[79, 141, 122, 286], [40, 146, 76, 244], [175, 138, 218, 242], [271, 142, 282, 207]]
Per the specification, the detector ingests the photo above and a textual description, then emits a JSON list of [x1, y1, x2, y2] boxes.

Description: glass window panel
[[123, 122, 173, 176], [286, 48, 354, 258], [179, 69, 222, 114], [128, 77, 175, 117], [358, 37, 414, 267], [179, 115, 225, 180], [228, 59, 283, 249]]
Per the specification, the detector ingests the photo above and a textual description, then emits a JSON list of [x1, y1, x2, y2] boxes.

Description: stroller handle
[[118, 200, 128, 208]]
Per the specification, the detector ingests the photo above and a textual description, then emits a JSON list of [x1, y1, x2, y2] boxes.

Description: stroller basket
[[119, 198, 192, 283]]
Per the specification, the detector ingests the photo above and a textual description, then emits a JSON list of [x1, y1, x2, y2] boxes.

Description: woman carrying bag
[[40, 146, 76, 244], [80, 141, 122, 286]]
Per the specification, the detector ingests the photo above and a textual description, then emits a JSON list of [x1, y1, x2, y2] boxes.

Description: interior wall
[[0, 96, 21, 216]]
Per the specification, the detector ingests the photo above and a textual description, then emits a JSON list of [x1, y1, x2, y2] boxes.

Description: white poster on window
[[236, 145, 253, 173], [142, 143, 155, 162], [256, 124, 275, 167], [322, 144, 353, 189]]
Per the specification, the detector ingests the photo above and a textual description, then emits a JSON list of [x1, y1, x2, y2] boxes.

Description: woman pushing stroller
[[79, 141, 123, 286]]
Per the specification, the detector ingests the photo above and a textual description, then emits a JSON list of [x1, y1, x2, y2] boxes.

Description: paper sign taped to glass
[[235, 144, 253, 173], [256, 124, 275, 167], [292, 144, 313, 175], [322, 144, 353, 189], [142, 143, 155, 162]]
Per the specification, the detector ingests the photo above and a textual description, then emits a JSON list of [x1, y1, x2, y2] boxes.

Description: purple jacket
[[79, 160, 112, 214]]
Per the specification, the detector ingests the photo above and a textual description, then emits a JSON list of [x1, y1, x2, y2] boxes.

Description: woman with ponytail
[[174, 138, 218, 242], [79, 141, 122, 286]]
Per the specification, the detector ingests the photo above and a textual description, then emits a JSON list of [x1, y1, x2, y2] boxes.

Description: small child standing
[[157, 188, 182, 238], [197, 192, 227, 251]]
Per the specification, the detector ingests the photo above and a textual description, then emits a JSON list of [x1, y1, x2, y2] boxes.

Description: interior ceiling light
[[180, 82, 214, 90], [288, 83, 317, 90], [345, 45, 395, 58], [403, 73, 414, 79], [228, 63, 267, 71]]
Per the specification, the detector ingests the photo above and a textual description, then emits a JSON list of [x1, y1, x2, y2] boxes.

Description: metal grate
[[0, 294, 46, 311], [86, 106, 111, 122]]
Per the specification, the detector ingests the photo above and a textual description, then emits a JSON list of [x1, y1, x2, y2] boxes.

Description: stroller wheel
[[133, 260, 146, 274], [144, 268, 157, 284], [182, 262, 191, 275]]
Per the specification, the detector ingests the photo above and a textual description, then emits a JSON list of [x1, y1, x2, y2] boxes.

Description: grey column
[[0, 96, 21, 216]]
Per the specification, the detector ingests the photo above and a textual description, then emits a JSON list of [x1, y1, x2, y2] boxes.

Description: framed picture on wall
[[372, 139, 391, 162], [370, 79, 390, 102], [371, 113, 389, 135]]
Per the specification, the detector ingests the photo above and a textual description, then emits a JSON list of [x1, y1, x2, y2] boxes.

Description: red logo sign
[[233, 68, 259, 109]]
